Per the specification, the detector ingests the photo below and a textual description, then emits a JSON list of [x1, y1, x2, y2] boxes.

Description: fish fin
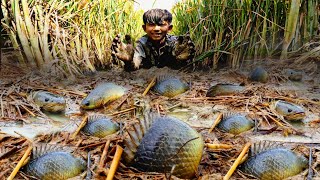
[[31, 143, 73, 159], [87, 113, 111, 122], [249, 140, 285, 156], [223, 112, 245, 119], [123, 148, 135, 164], [29, 91, 38, 100], [123, 109, 159, 164], [155, 74, 179, 83]]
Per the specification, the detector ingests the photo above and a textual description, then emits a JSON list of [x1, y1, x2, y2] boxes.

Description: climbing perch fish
[[80, 82, 126, 109], [285, 69, 302, 81], [32, 91, 66, 113], [249, 66, 269, 83], [123, 114, 203, 179], [24, 144, 86, 180], [271, 100, 306, 121], [206, 83, 245, 97], [217, 114, 254, 135], [153, 75, 189, 98], [81, 114, 119, 138], [241, 143, 308, 180]]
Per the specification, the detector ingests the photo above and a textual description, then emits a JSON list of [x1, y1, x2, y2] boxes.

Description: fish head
[[285, 69, 302, 81], [274, 100, 306, 121], [33, 91, 66, 112], [80, 95, 103, 110]]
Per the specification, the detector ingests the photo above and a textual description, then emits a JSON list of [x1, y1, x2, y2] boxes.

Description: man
[[111, 9, 195, 71]]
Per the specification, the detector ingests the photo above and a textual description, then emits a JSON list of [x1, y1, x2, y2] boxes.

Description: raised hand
[[172, 35, 196, 61], [111, 34, 134, 63]]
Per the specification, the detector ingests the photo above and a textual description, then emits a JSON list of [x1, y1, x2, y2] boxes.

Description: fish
[[241, 141, 308, 180], [123, 113, 204, 179], [206, 83, 245, 97], [217, 114, 254, 135], [250, 66, 268, 83], [80, 82, 126, 109], [24, 144, 86, 180], [271, 100, 306, 121], [32, 91, 66, 113], [81, 114, 120, 138], [153, 75, 189, 98], [285, 69, 303, 81]]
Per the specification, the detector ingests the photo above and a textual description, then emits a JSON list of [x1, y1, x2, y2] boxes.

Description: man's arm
[[111, 34, 144, 72], [111, 34, 134, 61], [172, 35, 196, 62]]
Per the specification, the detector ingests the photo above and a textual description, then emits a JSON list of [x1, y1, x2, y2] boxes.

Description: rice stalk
[[1, 0, 26, 64], [14, 0, 35, 65], [280, 0, 301, 60], [21, 0, 45, 67], [35, 3, 53, 63], [173, 0, 318, 69], [2, 0, 144, 74]]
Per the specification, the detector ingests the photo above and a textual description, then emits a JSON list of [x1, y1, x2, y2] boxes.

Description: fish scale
[[217, 114, 254, 135], [206, 84, 245, 97], [153, 76, 189, 98], [25, 151, 86, 180], [241, 148, 308, 180], [81, 114, 119, 138], [124, 116, 203, 179]]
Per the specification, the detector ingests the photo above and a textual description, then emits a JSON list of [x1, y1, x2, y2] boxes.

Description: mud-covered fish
[[285, 69, 303, 81], [250, 66, 268, 83], [123, 114, 204, 179], [241, 142, 308, 180], [81, 114, 119, 138], [81, 82, 126, 109], [271, 100, 306, 121], [153, 75, 189, 98], [206, 83, 245, 97], [24, 144, 86, 180], [217, 114, 254, 135], [32, 91, 66, 113]]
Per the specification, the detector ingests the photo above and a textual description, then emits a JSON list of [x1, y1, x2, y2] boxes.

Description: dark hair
[[143, 9, 172, 25]]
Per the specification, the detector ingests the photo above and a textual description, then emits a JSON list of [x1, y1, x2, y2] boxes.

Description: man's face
[[143, 21, 172, 43]]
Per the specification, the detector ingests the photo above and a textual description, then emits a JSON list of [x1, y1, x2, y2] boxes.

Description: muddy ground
[[0, 57, 320, 179]]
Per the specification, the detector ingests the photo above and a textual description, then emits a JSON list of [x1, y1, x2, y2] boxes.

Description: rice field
[[0, 1, 320, 179], [1, 0, 319, 72], [173, 0, 319, 68]]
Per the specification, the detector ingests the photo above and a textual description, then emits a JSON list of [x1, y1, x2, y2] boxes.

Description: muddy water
[[0, 113, 79, 139]]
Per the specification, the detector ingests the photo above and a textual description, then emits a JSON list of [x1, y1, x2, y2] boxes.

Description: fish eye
[[85, 101, 90, 106], [287, 109, 292, 113], [45, 98, 49, 102]]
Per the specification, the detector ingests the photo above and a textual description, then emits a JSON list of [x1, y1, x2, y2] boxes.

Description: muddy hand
[[173, 35, 195, 61], [111, 34, 134, 62]]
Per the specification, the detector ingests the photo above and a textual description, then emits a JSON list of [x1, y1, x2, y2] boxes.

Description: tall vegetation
[[1, 0, 319, 72], [1, 0, 144, 75], [172, 0, 319, 68]]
